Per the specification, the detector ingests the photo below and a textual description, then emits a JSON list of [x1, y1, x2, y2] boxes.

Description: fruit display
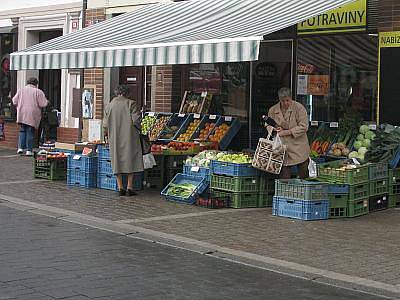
[[349, 124, 376, 162], [148, 115, 170, 141], [150, 144, 163, 154], [164, 141, 197, 153], [208, 123, 230, 143], [158, 125, 181, 140], [177, 119, 201, 141], [141, 114, 157, 135], [37, 151, 68, 160], [195, 122, 216, 141], [214, 152, 253, 164], [180, 92, 203, 114]]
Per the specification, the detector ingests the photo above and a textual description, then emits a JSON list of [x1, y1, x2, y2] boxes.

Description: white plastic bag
[[308, 158, 317, 178], [272, 133, 283, 151], [143, 153, 156, 169]]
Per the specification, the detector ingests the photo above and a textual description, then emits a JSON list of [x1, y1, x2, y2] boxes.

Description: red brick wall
[[0, 122, 18, 149], [154, 66, 183, 112], [378, 0, 400, 31], [57, 127, 79, 144]]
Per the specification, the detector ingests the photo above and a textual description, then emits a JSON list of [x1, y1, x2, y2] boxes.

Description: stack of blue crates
[[67, 155, 98, 188], [97, 145, 143, 191]]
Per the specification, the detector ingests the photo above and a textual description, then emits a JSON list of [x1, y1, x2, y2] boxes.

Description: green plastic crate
[[348, 182, 370, 200], [34, 157, 67, 180], [211, 189, 258, 208], [259, 175, 277, 193], [329, 193, 348, 218], [210, 174, 261, 193], [369, 179, 389, 196], [275, 179, 328, 201], [347, 198, 369, 217], [389, 194, 400, 208], [317, 161, 369, 184], [258, 192, 273, 208], [166, 155, 187, 169], [369, 162, 388, 180], [389, 182, 400, 195], [388, 168, 400, 184]]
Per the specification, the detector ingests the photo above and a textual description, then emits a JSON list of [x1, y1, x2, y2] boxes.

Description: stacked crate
[[317, 161, 370, 218], [67, 155, 97, 188], [273, 180, 329, 221], [209, 161, 261, 208], [97, 145, 143, 191], [165, 155, 187, 184], [368, 163, 389, 212], [34, 154, 67, 181], [388, 167, 400, 208], [143, 155, 165, 189]]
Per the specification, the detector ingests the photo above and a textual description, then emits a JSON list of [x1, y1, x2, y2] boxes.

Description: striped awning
[[11, 0, 356, 70]]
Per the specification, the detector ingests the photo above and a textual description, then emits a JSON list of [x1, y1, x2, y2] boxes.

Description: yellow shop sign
[[379, 31, 400, 48], [298, 0, 367, 35]]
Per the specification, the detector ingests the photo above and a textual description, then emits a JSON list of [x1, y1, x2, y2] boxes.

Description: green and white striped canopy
[[11, 0, 355, 70]]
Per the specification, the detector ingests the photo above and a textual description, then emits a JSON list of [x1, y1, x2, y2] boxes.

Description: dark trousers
[[280, 158, 309, 180]]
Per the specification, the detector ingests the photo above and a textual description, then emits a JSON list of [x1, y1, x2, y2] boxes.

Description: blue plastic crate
[[98, 159, 113, 174], [389, 146, 400, 169], [67, 169, 97, 188], [210, 160, 259, 177], [97, 172, 143, 191], [328, 183, 349, 194], [217, 118, 241, 150], [68, 155, 98, 173], [161, 173, 208, 205], [157, 113, 189, 142], [272, 196, 329, 221], [97, 145, 110, 160], [183, 164, 211, 181]]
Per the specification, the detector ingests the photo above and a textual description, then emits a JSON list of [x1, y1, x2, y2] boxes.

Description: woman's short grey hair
[[114, 85, 130, 97], [27, 77, 39, 86], [278, 87, 292, 98]]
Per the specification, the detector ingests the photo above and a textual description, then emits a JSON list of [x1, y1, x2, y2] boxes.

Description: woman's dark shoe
[[118, 189, 126, 197], [127, 189, 137, 196]]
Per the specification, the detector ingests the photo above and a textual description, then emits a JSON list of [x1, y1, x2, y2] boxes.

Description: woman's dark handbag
[[140, 134, 151, 155]]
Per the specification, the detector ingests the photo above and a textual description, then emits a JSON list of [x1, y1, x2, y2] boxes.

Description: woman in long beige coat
[[267, 87, 310, 179], [103, 85, 144, 196]]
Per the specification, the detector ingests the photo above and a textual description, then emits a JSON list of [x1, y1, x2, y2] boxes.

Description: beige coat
[[103, 96, 144, 174], [268, 101, 310, 166]]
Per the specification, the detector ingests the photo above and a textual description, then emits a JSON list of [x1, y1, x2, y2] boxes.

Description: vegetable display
[[166, 183, 197, 198], [185, 150, 220, 167], [365, 124, 400, 163], [348, 124, 376, 162]]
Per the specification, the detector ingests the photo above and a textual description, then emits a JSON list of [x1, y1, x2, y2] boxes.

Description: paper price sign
[[368, 124, 377, 130], [194, 114, 201, 119], [191, 166, 200, 172], [330, 122, 339, 128], [73, 155, 81, 160], [311, 121, 319, 127], [209, 115, 217, 120], [178, 113, 185, 117], [225, 116, 232, 121], [148, 112, 155, 117]]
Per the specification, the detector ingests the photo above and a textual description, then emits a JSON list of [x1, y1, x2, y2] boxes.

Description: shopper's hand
[[275, 127, 283, 132], [278, 129, 291, 137]]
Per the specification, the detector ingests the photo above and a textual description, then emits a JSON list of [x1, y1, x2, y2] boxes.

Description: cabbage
[[363, 139, 371, 148], [358, 153, 365, 161], [359, 125, 369, 134], [358, 147, 368, 155], [356, 134, 365, 141], [364, 131, 375, 140], [354, 141, 363, 150], [348, 151, 359, 159]]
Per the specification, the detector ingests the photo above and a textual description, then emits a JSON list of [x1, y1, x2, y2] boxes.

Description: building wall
[[378, 0, 400, 31]]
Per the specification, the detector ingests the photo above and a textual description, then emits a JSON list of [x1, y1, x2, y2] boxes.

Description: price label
[[225, 116, 232, 122], [209, 115, 217, 120], [201, 91, 207, 97], [252, 179, 256, 184], [383, 196, 387, 201], [368, 124, 377, 130], [148, 112, 155, 117], [191, 166, 200, 172], [178, 113, 185, 118], [173, 162, 177, 167], [194, 114, 201, 119], [73, 155, 81, 160], [330, 122, 339, 128], [311, 121, 319, 127]]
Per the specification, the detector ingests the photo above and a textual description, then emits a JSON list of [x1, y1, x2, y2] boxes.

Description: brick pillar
[[154, 65, 183, 112], [0, 122, 18, 149], [378, 0, 400, 32]]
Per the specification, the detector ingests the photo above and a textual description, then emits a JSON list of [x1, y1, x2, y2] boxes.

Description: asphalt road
[[0, 204, 391, 300]]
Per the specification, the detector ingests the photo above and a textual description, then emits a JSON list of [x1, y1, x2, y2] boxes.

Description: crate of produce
[[347, 198, 369, 217], [369, 179, 389, 196], [68, 155, 97, 173], [140, 112, 158, 135], [162, 142, 200, 156], [328, 193, 348, 218], [97, 172, 143, 191], [161, 173, 208, 205], [317, 160, 369, 184], [175, 114, 203, 142], [157, 113, 189, 142], [208, 117, 241, 150], [97, 144, 110, 160], [258, 192, 273, 208], [272, 196, 329, 221], [196, 194, 230, 209], [369, 194, 388, 212], [148, 113, 172, 142], [369, 162, 389, 181], [210, 174, 261, 193], [389, 194, 400, 208], [34, 156, 67, 180], [211, 189, 259, 208], [327, 183, 349, 194], [98, 158, 113, 174], [275, 179, 328, 201], [183, 164, 210, 181], [210, 160, 259, 177], [67, 169, 97, 188], [191, 115, 221, 141]]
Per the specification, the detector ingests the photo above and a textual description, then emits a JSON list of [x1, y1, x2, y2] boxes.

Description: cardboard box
[[54, 142, 96, 152]]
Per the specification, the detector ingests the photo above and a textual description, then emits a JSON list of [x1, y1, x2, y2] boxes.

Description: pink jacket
[[12, 84, 48, 129]]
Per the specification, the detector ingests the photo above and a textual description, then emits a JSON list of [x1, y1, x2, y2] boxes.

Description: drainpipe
[[78, 0, 87, 141]]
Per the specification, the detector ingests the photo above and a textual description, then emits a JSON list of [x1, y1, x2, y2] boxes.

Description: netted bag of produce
[[252, 131, 286, 175]]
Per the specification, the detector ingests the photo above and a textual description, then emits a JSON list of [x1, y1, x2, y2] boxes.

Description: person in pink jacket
[[12, 77, 48, 156]]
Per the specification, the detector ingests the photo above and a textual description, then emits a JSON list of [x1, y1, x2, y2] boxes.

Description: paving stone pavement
[[0, 150, 399, 297]]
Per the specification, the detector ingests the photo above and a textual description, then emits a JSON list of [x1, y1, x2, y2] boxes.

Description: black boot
[[118, 189, 126, 197], [127, 189, 137, 196]]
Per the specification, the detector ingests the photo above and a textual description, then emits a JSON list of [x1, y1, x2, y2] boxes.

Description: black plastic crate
[[369, 194, 389, 212]]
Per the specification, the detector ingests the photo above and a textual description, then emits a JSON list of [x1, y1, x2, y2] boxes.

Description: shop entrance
[[119, 67, 144, 108], [250, 41, 293, 149]]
